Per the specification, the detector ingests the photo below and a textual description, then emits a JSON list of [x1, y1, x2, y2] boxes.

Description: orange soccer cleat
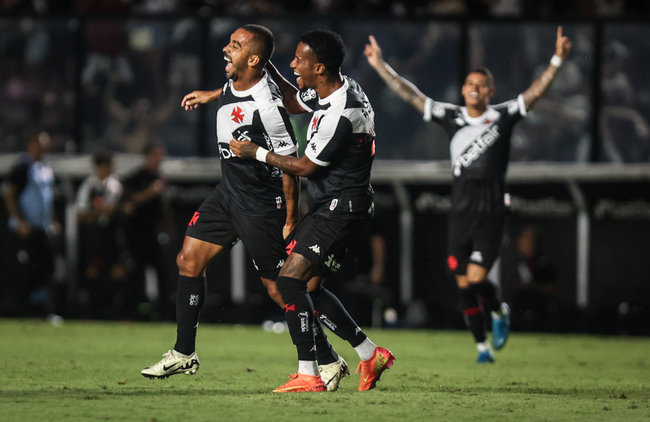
[[272, 373, 327, 393], [355, 347, 395, 391]]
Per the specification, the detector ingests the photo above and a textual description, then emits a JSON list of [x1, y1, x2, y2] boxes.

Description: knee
[[176, 250, 200, 277]]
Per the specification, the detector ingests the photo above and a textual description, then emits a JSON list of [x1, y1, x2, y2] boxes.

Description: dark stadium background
[[1, 0, 649, 335]]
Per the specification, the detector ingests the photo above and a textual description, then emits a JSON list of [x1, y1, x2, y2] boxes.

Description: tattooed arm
[[364, 35, 427, 114], [230, 140, 319, 177], [521, 26, 572, 111]]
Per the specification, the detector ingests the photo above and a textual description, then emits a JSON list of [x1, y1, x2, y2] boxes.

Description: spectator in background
[[122, 142, 174, 320], [75, 149, 125, 318], [1, 134, 60, 316], [507, 225, 559, 331]]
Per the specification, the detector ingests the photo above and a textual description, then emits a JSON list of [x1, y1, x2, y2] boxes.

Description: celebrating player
[[231, 30, 395, 393], [364, 26, 572, 362], [141, 24, 308, 379]]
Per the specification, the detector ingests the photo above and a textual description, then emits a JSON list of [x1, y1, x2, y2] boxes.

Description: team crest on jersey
[[470, 251, 483, 263], [329, 198, 338, 211], [276, 196, 282, 209], [301, 89, 317, 102], [232, 126, 252, 142], [231, 106, 245, 124]]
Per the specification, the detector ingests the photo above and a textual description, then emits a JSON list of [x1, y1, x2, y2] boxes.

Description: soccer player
[[141, 24, 310, 379], [231, 30, 395, 393], [363, 27, 572, 362]]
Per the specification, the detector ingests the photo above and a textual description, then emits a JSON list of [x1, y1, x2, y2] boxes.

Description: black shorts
[[185, 185, 286, 279], [447, 210, 505, 276], [286, 197, 373, 276]]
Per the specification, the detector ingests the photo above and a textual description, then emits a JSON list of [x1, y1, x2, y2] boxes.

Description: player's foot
[[319, 356, 349, 392], [141, 350, 200, 379], [476, 349, 495, 363], [355, 347, 395, 391], [272, 373, 327, 393], [491, 303, 511, 351]]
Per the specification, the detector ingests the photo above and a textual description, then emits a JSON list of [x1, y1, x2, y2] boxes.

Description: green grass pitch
[[1, 320, 649, 422]]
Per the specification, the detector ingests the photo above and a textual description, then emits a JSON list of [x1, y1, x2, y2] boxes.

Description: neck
[[232, 69, 263, 92], [466, 103, 488, 118], [315, 73, 344, 100]]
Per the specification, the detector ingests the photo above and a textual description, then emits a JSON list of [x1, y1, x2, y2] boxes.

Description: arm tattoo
[[522, 63, 559, 111], [238, 142, 258, 159], [266, 153, 305, 176]]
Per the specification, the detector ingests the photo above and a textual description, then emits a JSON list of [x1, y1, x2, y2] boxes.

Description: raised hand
[[363, 35, 384, 68], [180, 90, 220, 111], [556, 26, 572, 60]]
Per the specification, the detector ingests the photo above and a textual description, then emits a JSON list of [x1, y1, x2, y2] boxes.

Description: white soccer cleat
[[318, 355, 349, 392], [141, 350, 200, 379]]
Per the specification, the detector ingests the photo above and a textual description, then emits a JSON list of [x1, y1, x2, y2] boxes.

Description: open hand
[[363, 35, 384, 68], [181, 91, 215, 111], [555, 26, 572, 60]]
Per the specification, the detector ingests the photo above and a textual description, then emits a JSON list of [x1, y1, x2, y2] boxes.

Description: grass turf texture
[[1, 320, 649, 422]]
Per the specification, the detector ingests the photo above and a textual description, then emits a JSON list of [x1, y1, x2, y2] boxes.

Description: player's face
[[290, 42, 318, 90], [462, 73, 494, 109], [223, 28, 253, 81]]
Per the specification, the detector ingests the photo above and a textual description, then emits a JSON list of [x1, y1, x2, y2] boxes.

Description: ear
[[488, 87, 495, 98], [314, 63, 326, 76], [248, 54, 260, 67]]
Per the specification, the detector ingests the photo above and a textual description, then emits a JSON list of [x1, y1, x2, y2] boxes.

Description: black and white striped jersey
[[296, 76, 376, 213], [423, 95, 527, 213], [216, 70, 297, 216]]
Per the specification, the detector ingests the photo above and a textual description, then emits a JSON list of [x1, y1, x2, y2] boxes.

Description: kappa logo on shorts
[[470, 251, 483, 263], [188, 211, 200, 226], [277, 259, 285, 269], [309, 245, 321, 255], [448, 255, 459, 271]]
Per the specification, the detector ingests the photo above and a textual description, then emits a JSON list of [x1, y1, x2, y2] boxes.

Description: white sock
[[298, 360, 319, 376], [355, 338, 377, 361], [476, 341, 492, 353]]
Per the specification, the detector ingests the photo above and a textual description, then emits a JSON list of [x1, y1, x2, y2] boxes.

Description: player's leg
[[142, 187, 236, 379], [468, 214, 510, 351], [273, 252, 327, 392], [456, 272, 493, 363], [141, 236, 223, 379]]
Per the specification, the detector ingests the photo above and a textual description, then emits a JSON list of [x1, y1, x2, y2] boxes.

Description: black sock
[[459, 287, 486, 343], [310, 287, 367, 348], [470, 280, 501, 314], [313, 318, 338, 365], [174, 275, 206, 355], [277, 276, 317, 361]]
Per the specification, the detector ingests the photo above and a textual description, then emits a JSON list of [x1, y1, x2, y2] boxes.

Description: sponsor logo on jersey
[[188, 211, 200, 226], [231, 106, 245, 124], [189, 294, 200, 306], [301, 88, 317, 103], [309, 245, 321, 255], [453, 125, 501, 177], [325, 254, 341, 272], [329, 198, 338, 211], [470, 251, 483, 263]]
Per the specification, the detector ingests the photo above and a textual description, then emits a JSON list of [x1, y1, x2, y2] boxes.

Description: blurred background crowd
[[1, 4, 649, 334]]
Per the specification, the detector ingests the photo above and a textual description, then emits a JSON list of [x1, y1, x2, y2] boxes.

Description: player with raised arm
[[364, 27, 572, 363], [140, 24, 314, 379], [231, 30, 395, 393]]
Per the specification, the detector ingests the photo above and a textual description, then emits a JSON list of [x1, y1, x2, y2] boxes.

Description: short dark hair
[[142, 142, 163, 156], [300, 30, 345, 75], [93, 149, 113, 167], [242, 24, 275, 64], [465, 67, 495, 89]]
